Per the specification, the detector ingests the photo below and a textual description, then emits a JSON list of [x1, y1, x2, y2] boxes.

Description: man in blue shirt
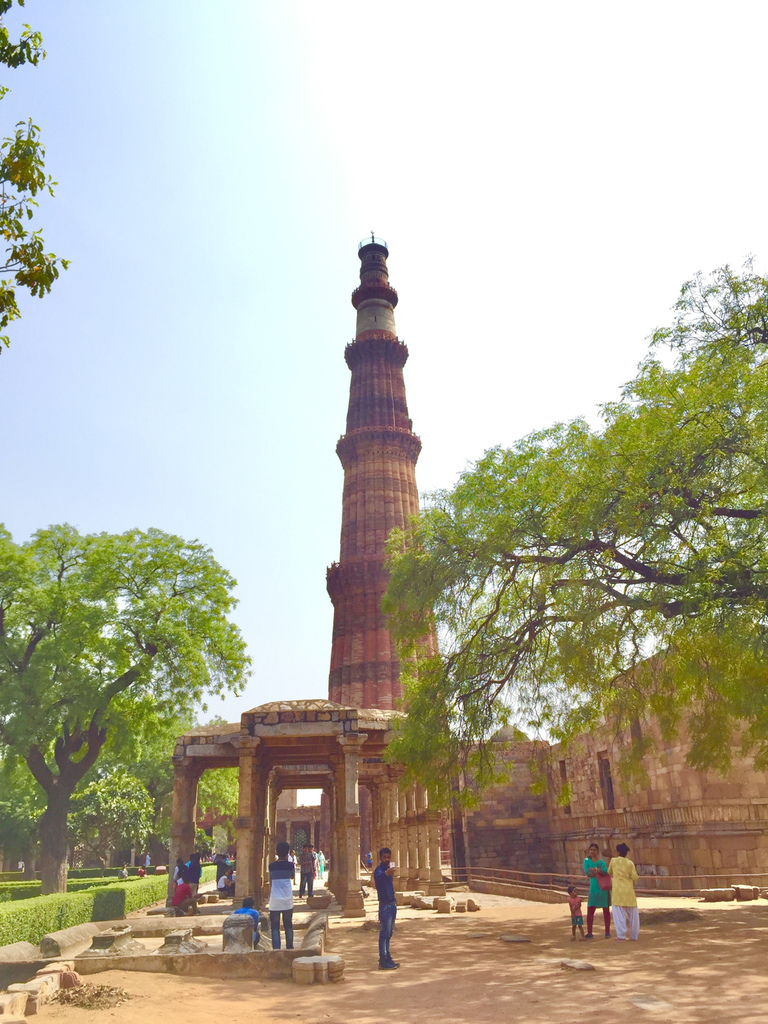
[[373, 846, 399, 970], [233, 896, 260, 945]]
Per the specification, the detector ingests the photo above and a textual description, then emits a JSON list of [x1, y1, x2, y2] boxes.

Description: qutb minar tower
[[327, 236, 422, 711]]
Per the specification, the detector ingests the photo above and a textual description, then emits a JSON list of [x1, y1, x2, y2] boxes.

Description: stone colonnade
[[367, 774, 444, 895], [168, 702, 446, 912]]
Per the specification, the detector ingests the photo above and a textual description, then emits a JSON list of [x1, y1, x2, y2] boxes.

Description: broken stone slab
[[700, 888, 735, 902], [0, 942, 41, 963], [40, 923, 103, 959], [411, 896, 435, 910], [153, 930, 207, 955], [36, 961, 75, 974], [0, 990, 29, 1017], [291, 958, 316, 985], [291, 955, 344, 985], [467, 932, 493, 939], [454, 901, 467, 913], [35, 964, 81, 990], [628, 993, 673, 1010], [8, 975, 59, 1015], [501, 934, 531, 943], [222, 914, 254, 953], [435, 897, 454, 914], [77, 926, 146, 958], [307, 893, 333, 910], [560, 959, 595, 970], [466, 898, 481, 911], [732, 884, 759, 901]]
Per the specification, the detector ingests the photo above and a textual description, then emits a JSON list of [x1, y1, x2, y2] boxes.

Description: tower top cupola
[[352, 234, 399, 341]]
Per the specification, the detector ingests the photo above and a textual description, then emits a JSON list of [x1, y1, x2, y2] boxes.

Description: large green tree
[[69, 770, 154, 868], [384, 262, 768, 802], [0, 1, 68, 352], [0, 524, 249, 892]]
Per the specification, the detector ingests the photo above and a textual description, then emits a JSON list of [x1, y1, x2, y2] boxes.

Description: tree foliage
[[384, 262, 768, 802], [0, 1, 68, 352], [0, 524, 250, 890], [69, 770, 154, 867]]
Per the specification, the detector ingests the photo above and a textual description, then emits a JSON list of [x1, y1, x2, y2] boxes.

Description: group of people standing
[[569, 841, 640, 941]]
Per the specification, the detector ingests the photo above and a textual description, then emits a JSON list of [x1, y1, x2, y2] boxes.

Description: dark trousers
[[269, 909, 294, 949], [378, 902, 397, 961], [587, 905, 611, 935], [299, 871, 314, 898]]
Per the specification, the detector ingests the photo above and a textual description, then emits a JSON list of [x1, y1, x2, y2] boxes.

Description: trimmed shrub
[[0, 891, 95, 947], [0, 872, 23, 883], [0, 871, 186, 946]]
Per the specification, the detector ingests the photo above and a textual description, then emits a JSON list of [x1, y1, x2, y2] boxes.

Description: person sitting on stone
[[218, 867, 235, 898], [233, 896, 260, 945], [171, 879, 198, 916]]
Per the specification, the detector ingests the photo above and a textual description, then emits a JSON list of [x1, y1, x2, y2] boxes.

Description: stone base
[[428, 882, 446, 896], [342, 892, 366, 918]]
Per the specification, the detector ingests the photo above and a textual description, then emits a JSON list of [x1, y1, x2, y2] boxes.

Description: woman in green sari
[[582, 842, 611, 939]]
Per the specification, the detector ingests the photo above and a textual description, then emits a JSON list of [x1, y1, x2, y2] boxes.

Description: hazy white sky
[[2, 1, 766, 723]]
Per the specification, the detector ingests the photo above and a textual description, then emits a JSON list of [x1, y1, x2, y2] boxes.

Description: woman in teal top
[[582, 842, 612, 939]]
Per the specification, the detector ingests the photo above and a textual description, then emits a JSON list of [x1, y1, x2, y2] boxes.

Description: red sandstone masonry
[[327, 241, 424, 710]]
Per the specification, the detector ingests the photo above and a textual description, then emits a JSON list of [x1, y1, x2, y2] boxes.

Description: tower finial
[[371, 230, 375, 243]]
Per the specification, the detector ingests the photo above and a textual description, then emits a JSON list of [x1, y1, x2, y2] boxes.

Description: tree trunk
[[39, 789, 72, 894]]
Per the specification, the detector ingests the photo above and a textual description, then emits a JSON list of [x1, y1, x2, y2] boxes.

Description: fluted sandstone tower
[[327, 237, 422, 710]]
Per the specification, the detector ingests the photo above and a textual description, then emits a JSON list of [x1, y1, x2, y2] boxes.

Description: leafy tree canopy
[[0, 0, 68, 352], [384, 262, 768, 803], [0, 523, 250, 890], [69, 769, 155, 867]]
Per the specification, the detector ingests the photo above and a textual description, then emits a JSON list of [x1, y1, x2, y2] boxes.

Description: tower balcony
[[358, 235, 388, 254], [351, 282, 399, 309]]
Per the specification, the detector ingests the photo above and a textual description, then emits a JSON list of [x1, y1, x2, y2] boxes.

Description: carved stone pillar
[[397, 789, 409, 891], [167, 764, 201, 904], [406, 785, 419, 888], [427, 810, 446, 895], [336, 735, 365, 917], [370, 782, 383, 867], [235, 740, 266, 909], [416, 784, 430, 888]]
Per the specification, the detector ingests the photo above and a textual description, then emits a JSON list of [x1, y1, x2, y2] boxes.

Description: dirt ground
[[44, 894, 768, 1024]]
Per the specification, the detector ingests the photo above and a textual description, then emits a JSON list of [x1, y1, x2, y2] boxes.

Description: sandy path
[[43, 896, 768, 1024]]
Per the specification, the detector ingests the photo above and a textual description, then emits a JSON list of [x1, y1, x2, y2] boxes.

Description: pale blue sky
[[2, 1, 766, 722]]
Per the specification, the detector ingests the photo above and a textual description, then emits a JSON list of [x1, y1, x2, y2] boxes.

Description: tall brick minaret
[[327, 237, 422, 711]]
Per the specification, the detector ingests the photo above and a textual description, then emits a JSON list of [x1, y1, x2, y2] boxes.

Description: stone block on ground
[[466, 898, 481, 911], [435, 897, 453, 914], [77, 926, 146, 958], [154, 930, 207, 955], [222, 914, 254, 953], [40, 923, 102, 959], [291, 958, 316, 985], [0, 990, 29, 1017], [455, 901, 467, 913], [501, 934, 531, 943], [155, 865, 167, 874], [307, 893, 333, 910], [560, 959, 595, 970], [700, 888, 735, 902], [291, 955, 344, 985], [0, 942, 40, 963], [732, 885, 758, 901], [36, 962, 75, 975]]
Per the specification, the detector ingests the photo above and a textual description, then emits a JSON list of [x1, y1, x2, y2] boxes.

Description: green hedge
[[0, 874, 172, 947], [0, 877, 145, 902], [0, 872, 23, 883], [0, 891, 95, 947], [0, 865, 218, 945]]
